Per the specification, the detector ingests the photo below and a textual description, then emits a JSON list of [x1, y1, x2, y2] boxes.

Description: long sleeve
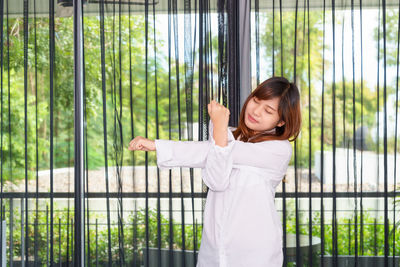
[[154, 120, 233, 170], [202, 120, 292, 191], [232, 139, 292, 174], [154, 139, 211, 169], [201, 120, 235, 192], [155, 120, 293, 186]]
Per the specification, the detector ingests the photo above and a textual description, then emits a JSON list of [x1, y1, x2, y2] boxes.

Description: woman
[[129, 76, 301, 267]]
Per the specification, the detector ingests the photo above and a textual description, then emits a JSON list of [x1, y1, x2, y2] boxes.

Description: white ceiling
[[4, 0, 399, 18]]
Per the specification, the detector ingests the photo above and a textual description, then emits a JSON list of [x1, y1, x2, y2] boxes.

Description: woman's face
[[244, 96, 285, 133]]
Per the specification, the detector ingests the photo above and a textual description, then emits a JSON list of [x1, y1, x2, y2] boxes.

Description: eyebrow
[[255, 97, 276, 111]]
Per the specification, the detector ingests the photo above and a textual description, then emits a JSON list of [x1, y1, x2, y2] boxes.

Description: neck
[[255, 128, 276, 135]]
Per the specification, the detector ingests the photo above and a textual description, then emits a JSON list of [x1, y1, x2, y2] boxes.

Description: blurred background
[[0, 0, 399, 266]]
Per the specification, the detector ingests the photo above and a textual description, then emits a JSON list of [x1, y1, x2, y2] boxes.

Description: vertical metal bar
[[167, 1, 175, 266], [49, 0, 55, 262], [171, 0, 187, 263], [280, 0, 287, 264], [320, 0, 326, 265], [374, 218, 377, 256], [59, 219, 61, 266], [376, 1, 381, 260], [306, 0, 312, 265], [331, 0, 338, 264], [144, 0, 150, 265], [33, 0, 39, 264], [46, 205, 49, 267], [9, 198, 13, 267], [183, 0, 197, 264], [96, 219, 98, 267], [133, 203, 138, 265], [21, 198, 25, 267], [359, 0, 365, 256], [127, 1, 138, 264], [23, 0, 29, 263], [66, 207, 70, 266], [348, 219, 351, 253], [199, 0, 207, 225], [98, 0, 112, 264], [393, 0, 400, 263], [116, 1, 125, 264], [81, 2, 90, 264], [153, 0, 162, 264], [0, 0, 4, 264], [279, 0, 283, 75], [382, 0, 389, 264], [255, 0, 260, 83], [73, 0, 85, 265], [350, 0, 358, 263], [293, 0, 300, 265], [1, 211, 5, 267], [6, 1, 12, 266], [272, 0, 275, 76], [341, 4, 347, 168], [71, 219, 75, 265]]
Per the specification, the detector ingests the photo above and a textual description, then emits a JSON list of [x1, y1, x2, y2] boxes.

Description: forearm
[[213, 125, 228, 147], [154, 139, 210, 169]]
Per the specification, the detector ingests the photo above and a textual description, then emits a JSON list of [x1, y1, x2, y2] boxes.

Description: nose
[[253, 105, 263, 117]]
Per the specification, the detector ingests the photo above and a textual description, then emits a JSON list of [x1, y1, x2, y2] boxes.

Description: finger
[[130, 138, 137, 145]]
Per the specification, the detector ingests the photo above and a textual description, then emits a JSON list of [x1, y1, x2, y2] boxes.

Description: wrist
[[213, 126, 228, 147]]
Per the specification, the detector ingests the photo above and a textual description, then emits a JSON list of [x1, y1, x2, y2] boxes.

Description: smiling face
[[244, 96, 285, 133]]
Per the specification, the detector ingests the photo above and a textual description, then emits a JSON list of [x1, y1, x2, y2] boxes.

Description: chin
[[244, 120, 255, 131]]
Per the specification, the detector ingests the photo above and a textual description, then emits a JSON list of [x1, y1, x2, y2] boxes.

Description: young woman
[[128, 76, 301, 267]]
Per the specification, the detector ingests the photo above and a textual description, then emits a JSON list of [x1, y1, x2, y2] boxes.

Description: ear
[[277, 120, 285, 127]]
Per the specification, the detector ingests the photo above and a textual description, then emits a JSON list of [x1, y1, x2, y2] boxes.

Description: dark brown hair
[[232, 76, 302, 143]]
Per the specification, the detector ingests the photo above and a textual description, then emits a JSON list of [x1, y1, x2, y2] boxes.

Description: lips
[[248, 114, 258, 123]]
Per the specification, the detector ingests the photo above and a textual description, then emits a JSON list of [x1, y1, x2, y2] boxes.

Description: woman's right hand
[[128, 136, 156, 151]]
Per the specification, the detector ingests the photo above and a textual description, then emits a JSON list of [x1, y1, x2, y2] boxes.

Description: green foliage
[[261, 10, 326, 84], [260, 9, 399, 169], [3, 198, 398, 265], [2, 14, 200, 182], [284, 198, 400, 266], [3, 200, 201, 265]]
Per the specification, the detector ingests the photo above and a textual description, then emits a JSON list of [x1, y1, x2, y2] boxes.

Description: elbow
[[201, 168, 231, 192], [202, 144, 234, 192], [208, 179, 230, 192]]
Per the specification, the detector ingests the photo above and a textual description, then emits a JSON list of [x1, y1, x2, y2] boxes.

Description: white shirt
[[154, 119, 293, 267]]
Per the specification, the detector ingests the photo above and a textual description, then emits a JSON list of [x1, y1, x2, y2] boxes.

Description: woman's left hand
[[207, 100, 230, 129]]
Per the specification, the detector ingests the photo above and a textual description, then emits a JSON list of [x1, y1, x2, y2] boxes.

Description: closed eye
[[254, 97, 272, 114]]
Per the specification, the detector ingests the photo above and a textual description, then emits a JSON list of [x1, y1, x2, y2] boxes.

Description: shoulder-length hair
[[231, 76, 302, 143]]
